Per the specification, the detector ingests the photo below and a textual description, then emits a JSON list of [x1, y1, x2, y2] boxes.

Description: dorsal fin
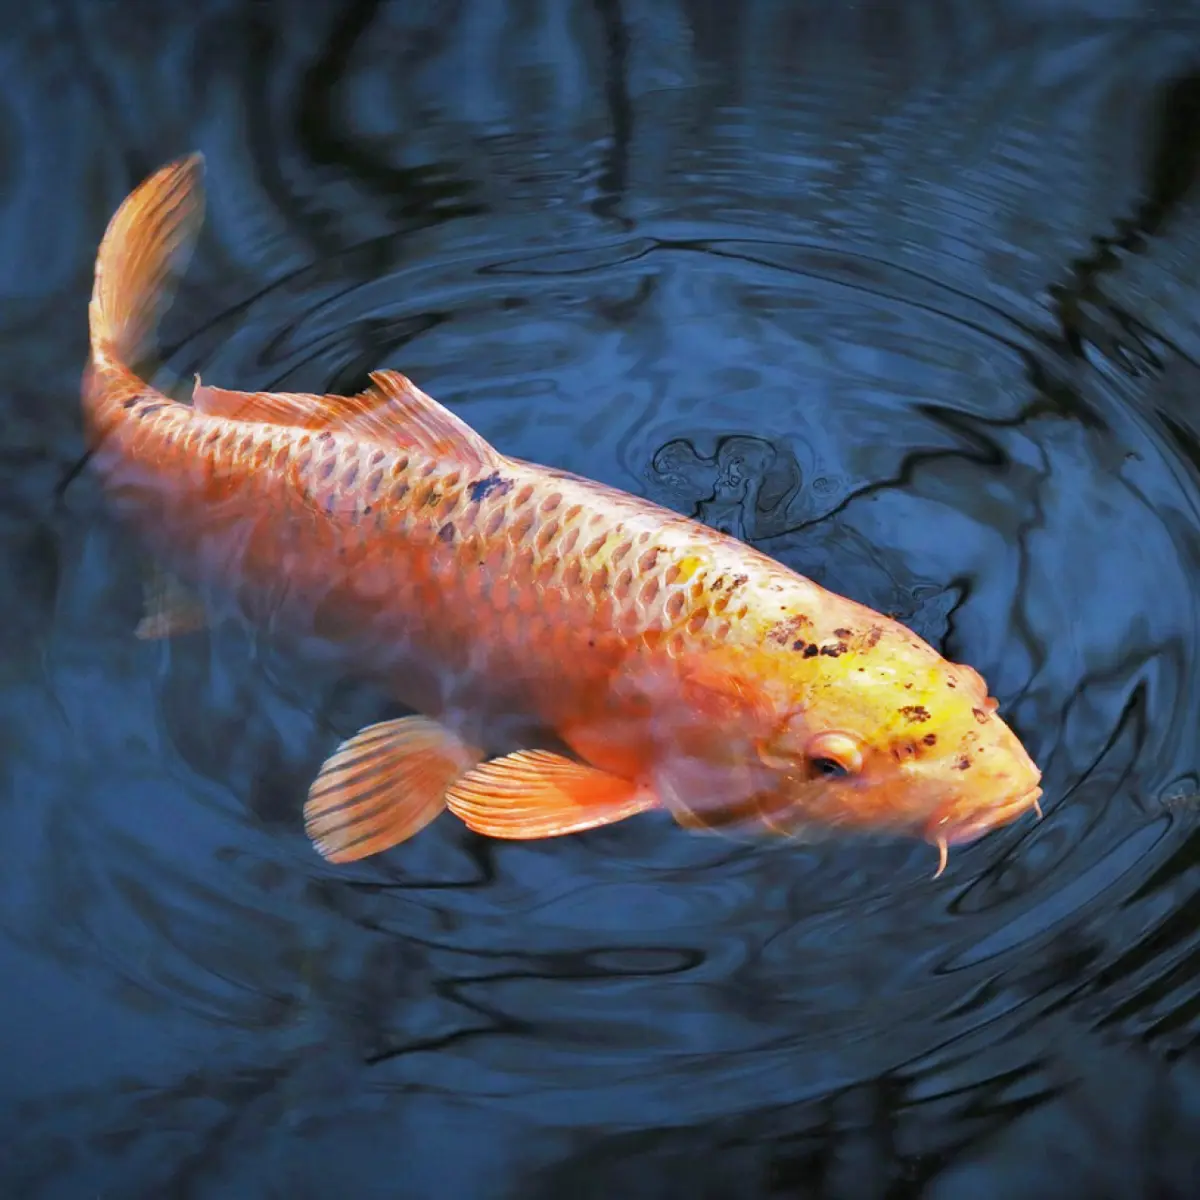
[[190, 369, 503, 473], [356, 370, 501, 472], [193, 378, 337, 426]]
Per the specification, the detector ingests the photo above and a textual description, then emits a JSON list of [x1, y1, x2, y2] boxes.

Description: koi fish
[[83, 153, 1043, 876]]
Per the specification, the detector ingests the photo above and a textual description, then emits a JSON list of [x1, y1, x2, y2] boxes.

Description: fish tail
[[88, 152, 206, 383]]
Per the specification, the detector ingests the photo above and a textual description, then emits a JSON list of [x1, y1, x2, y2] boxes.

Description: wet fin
[[356, 370, 501, 473], [135, 566, 208, 639], [444, 750, 659, 839], [304, 716, 481, 863], [193, 378, 335, 426], [89, 153, 206, 370], [190, 369, 504, 474]]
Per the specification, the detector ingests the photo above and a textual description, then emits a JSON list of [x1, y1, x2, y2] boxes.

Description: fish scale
[[81, 153, 1043, 871], [103, 380, 737, 713]]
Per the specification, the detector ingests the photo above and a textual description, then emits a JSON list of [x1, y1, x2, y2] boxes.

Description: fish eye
[[811, 756, 849, 778], [805, 731, 864, 778]]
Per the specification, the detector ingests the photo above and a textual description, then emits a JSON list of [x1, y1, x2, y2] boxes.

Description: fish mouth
[[926, 784, 1043, 879]]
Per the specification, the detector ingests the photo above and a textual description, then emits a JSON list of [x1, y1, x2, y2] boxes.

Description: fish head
[[748, 615, 1042, 866]]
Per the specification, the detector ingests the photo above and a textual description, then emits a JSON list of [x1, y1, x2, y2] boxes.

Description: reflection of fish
[[84, 154, 1042, 876]]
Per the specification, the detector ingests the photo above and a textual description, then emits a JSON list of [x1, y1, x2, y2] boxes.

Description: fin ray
[[135, 565, 208, 639], [192, 379, 337, 427], [89, 153, 206, 369], [304, 716, 480, 863], [190, 370, 504, 473], [444, 750, 659, 839]]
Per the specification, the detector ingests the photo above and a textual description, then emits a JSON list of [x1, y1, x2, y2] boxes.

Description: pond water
[[1, 2, 1198, 1196]]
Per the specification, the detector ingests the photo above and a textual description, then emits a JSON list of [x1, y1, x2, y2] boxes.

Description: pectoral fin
[[444, 750, 659, 839], [304, 715, 481, 862], [135, 566, 208, 639]]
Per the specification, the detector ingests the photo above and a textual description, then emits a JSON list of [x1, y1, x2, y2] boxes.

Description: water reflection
[[2, 0, 1199, 1195]]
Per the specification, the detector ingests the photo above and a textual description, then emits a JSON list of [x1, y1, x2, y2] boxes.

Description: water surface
[[1, 2, 1199, 1196]]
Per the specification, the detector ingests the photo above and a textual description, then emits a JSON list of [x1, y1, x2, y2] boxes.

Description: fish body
[[83, 154, 1042, 871]]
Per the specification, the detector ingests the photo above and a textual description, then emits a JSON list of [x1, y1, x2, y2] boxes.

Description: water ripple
[[2, 1, 1199, 1196]]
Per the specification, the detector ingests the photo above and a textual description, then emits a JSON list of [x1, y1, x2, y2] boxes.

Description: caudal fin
[[89, 153, 206, 370]]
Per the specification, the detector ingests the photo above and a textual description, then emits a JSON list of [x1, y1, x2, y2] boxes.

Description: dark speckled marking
[[438, 522, 456, 543], [768, 614, 810, 646], [138, 404, 165, 418], [900, 705, 931, 722], [803, 644, 819, 658], [792, 639, 806, 652], [820, 642, 848, 657], [954, 755, 971, 770], [121, 398, 137, 409], [834, 627, 851, 637], [972, 707, 990, 723], [865, 627, 883, 648], [469, 472, 513, 503], [922, 733, 937, 746]]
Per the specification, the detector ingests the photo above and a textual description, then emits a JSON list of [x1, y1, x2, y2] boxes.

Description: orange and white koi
[[83, 154, 1042, 875]]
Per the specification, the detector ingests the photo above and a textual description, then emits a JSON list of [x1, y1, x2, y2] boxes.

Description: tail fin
[[89, 153, 206, 371]]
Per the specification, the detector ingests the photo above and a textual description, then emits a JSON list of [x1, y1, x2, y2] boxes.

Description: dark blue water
[[2, 1, 1200, 1196]]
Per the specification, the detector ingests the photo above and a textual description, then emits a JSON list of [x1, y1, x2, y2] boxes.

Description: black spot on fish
[[792, 639, 806, 652], [469, 472, 513, 503], [138, 404, 164, 418], [438, 522, 456, 543], [730, 574, 749, 589], [954, 755, 971, 770], [803, 644, 819, 658], [972, 707, 990, 723], [768, 614, 810, 645], [922, 733, 937, 746], [834, 627, 852, 637], [865, 627, 883, 648], [947, 680, 957, 689], [121, 398, 137, 409], [900, 705, 931, 722], [425, 491, 441, 507], [820, 643, 848, 657]]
